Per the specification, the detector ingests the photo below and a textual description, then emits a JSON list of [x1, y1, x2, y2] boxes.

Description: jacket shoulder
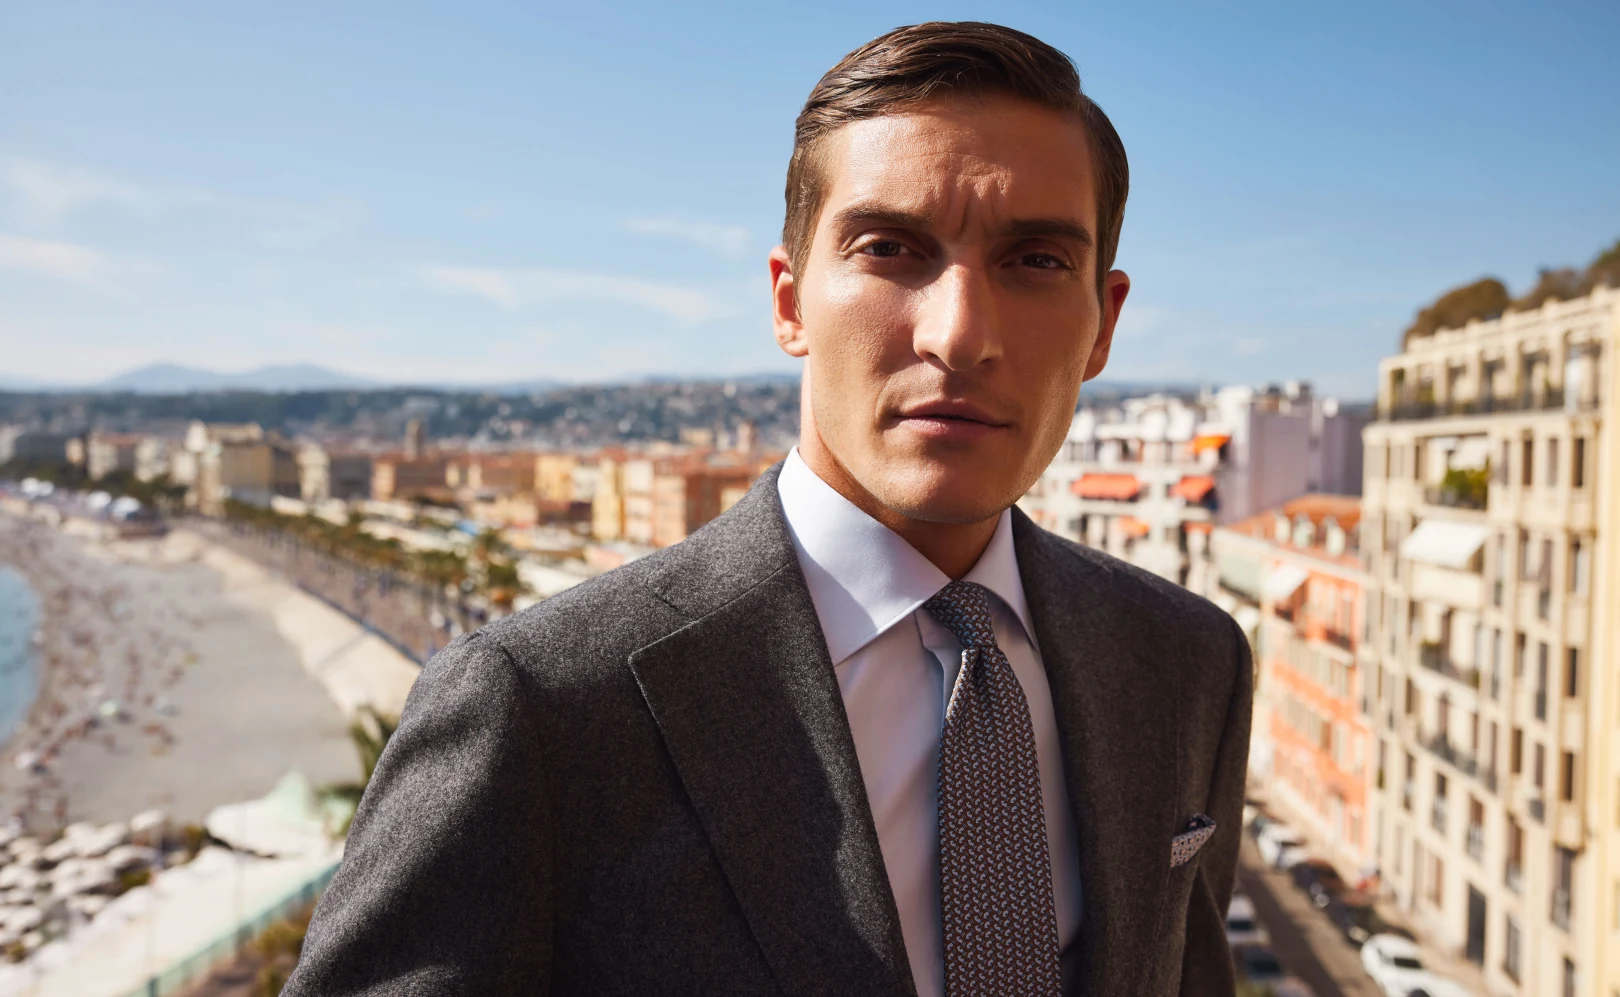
[[1035, 527, 1241, 653]]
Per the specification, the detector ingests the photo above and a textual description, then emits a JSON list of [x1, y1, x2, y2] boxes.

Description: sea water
[[0, 566, 40, 748]]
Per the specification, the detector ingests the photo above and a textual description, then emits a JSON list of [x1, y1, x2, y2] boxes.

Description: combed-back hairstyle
[[784, 21, 1129, 294]]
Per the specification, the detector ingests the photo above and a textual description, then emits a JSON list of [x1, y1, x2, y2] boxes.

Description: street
[[1237, 838, 1383, 997]]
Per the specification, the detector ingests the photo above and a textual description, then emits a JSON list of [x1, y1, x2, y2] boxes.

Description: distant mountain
[[100, 363, 377, 394]]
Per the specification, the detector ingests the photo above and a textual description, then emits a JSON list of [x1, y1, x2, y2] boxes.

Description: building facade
[[1020, 385, 1364, 584], [1213, 496, 1374, 878], [1360, 285, 1616, 995]]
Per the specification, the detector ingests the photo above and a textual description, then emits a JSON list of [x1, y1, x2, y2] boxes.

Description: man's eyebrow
[[1003, 218, 1094, 247], [828, 205, 1094, 247]]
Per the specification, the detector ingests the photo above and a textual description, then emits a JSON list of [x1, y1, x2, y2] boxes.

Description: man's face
[[772, 94, 1130, 525]]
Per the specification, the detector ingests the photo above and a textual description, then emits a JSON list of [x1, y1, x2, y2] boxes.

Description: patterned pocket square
[[1170, 814, 1216, 868]]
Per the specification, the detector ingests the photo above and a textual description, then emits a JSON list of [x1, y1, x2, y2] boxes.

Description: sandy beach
[[0, 512, 360, 834]]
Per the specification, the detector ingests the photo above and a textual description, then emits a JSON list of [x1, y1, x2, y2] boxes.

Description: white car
[[1256, 824, 1304, 867], [1360, 933, 1431, 996], [1225, 893, 1268, 948]]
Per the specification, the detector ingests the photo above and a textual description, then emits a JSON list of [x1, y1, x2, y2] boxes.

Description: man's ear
[[1083, 268, 1131, 381], [770, 246, 809, 358]]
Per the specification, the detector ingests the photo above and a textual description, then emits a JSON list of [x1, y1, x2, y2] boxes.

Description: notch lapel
[[1013, 511, 1182, 996], [628, 472, 915, 997]]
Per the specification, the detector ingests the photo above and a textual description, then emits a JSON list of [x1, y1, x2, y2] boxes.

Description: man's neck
[[797, 435, 999, 581]]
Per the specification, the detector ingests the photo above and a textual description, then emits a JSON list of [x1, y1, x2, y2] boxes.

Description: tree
[[1402, 278, 1510, 347]]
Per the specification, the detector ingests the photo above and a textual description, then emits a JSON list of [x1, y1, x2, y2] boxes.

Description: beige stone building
[[1360, 285, 1617, 995]]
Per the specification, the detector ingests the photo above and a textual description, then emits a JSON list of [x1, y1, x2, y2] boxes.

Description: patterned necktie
[[924, 580, 1061, 997]]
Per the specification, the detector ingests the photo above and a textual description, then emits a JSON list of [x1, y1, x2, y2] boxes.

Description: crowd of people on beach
[[0, 516, 200, 835]]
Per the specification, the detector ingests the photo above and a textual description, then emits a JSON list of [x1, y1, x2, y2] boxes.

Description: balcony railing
[[1467, 824, 1484, 860], [1423, 485, 1487, 511], [1421, 733, 1480, 777], [1420, 643, 1482, 690], [1381, 387, 1591, 422], [1505, 862, 1523, 894]]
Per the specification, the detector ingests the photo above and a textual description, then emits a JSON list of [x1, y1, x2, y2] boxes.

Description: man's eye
[[1019, 252, 1068, 270], [862, 240, 907, 258]]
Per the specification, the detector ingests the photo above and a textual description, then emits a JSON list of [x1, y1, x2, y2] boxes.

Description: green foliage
[[1234, 983, 1275, 997], [1439, 465, 1489, 507], [116, 868, 152, 894], [1403, 278, 1511, 347], [1510, 267, 1586, 312], [348, 705, 399, 784], [1404, 236, 1620, 347], [251, 904, 313, 997]]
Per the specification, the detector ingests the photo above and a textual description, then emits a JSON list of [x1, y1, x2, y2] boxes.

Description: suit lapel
[[629, 470, 915, 997], [1013, 511, 1182, 996]]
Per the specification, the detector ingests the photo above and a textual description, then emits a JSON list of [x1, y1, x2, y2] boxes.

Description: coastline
[[0, 509, 417, 834]]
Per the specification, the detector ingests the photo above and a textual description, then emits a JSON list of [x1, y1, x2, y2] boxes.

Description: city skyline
[[2, 2, 1618, 397]]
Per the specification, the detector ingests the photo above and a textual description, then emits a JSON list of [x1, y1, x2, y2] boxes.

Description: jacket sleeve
[[283, 632, 553, 996], [1179, 618, 1255, 997]]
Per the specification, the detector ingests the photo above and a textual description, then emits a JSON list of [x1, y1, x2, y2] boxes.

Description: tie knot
[[923, 580, 997, 650]]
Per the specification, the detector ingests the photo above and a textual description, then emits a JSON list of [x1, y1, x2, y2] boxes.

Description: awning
[[1448, 436, 1492, 471], [1074, 473, 1141, 500], [1191, 433, 1231, 454], [1171, 475, 1216, 502], [1400, 519, 1490, 570], [1116, 516, 1151, 538], [1263, 564, 1309, 602]]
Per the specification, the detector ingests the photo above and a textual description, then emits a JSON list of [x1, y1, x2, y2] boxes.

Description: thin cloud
[[415, 264, 726, 323], [0, 157, 354, 246], [625, 215, 749, 257], [0, 233, 108, 282]]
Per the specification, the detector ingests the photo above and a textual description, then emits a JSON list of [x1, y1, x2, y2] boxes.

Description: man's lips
[[893, 401, 1012, 439]]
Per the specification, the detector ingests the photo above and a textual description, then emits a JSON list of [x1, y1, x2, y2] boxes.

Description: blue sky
[[1, 1, 1616, 398]]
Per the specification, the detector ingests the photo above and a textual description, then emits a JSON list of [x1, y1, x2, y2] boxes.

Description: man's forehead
[[813, 99, 1097, 231]]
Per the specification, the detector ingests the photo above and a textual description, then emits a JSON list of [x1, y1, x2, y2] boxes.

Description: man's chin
[[866, 460, 1019, 526]]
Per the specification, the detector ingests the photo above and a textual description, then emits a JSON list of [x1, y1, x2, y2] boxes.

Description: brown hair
[[784, 21, 1128, 293]]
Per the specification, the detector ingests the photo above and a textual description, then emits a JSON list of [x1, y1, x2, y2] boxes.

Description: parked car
[[1225, 893, 1268, 948], [1256, 824, 1304, 867], [1288, 858, 1347, 905], [1360, 933, 1431, 997], [1232, 945, 1314, 997], [1322, 890, 1409, 946]]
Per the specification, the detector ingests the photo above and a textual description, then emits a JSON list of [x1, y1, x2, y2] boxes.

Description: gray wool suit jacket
[[283, 464, 1253, 997]]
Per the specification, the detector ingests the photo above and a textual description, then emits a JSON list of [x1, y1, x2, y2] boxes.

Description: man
[[286, 21, 1252, 997]]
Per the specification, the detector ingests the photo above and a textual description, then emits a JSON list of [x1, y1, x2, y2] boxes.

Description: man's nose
[[913, 262, 1004, 372]]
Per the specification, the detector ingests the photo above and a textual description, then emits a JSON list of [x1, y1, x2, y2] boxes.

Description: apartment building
[[1020, 385, 1364, 584], [370, 454, 450, 503], [651, 459, 757, 549], [1360, 285, 1617, 996], [1209, 496, 1375, 877]]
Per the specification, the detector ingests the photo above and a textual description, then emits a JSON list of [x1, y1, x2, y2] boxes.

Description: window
[[1567, 648, 1580, 698], [1514, 632, 1526, 678], [1560, 752, 1576, 802], [1563, 957, 1576, 997], [1503, 914, 1522, 981], [1537, 644, 1550, 720], [1498, 440, 1511, 485], [1429, 853, 1445, 907], [1553, 847, 1575, 930], [1547, 437, 1559, 485], [1522, 437, 1534, 487], [1573, 437, 1585, 488], [1511, 727, 1523, 775], [1571, 539, 1589, 595], [1535, 743, 1546, 791], [1518, 529, 1532, 581]]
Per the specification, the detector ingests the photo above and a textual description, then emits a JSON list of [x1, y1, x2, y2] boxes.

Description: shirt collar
[[776, 448, 1036, 665]]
